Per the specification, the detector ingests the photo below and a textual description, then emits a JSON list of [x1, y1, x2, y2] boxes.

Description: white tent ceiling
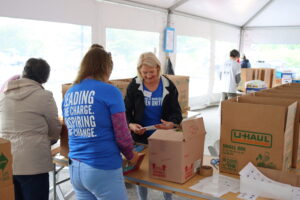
[[104, 0, 300, 28]]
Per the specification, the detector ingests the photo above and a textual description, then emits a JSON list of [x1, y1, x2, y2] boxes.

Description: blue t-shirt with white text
[[62, 79, 124, 170]]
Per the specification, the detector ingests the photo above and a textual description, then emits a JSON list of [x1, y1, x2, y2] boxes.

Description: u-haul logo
[[231, 129, 272, 148]]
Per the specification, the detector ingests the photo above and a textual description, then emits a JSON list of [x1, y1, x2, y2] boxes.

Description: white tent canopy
[[107, 0, 300, 28]]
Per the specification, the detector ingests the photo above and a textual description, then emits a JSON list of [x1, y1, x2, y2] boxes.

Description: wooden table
[[51, 148, 270, 200], [124, 148, 269, 200], [52, 150, 74, 200]]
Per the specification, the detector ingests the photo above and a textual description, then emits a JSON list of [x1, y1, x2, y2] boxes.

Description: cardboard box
[[148, 117, 206, 183], [220, 96, 297, 175], [164, 75, 190, 113], [239, 68, 255, 91], [0, 184, 15, 200], [108, 78, 132, 98], [0, 138, 13, 188], [59, 124, 69, 157], [258, 167, 300, 187], [239, 68, 275, 91], [263, 68, 275, 88], [62, 83, 72, 98], [280, 83, 300, 87], [62, 75, 189, 113], [252, 91, 300, 168]]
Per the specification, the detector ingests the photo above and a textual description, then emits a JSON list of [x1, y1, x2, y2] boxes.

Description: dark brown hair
[[90, 43, 104, 50], [22, 58, 50, 84]]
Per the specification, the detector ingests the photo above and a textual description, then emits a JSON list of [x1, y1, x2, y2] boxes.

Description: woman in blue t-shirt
[[125, 52, 182, 200], [62, 46, 139, 200]]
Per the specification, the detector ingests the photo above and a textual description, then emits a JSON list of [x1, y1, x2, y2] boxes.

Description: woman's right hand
[[128, 151, 145, 166], [129, 123, 146, 135]]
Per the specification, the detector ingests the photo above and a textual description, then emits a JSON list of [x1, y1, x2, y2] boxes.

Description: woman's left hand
[[155, 120, 175, 130]]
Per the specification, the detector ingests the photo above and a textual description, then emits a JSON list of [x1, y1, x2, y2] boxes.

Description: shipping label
[[221, 157, 237, 172], [151, 163, 166, 178], [184, 163, 193, 179]]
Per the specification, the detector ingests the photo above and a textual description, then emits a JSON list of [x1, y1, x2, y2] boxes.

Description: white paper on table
[[239, 162, 293, 200], [190, 174, 240, 197], [142, 125, 158, 131], [292, 187, 300, 200], [237, 193, 258, 200]]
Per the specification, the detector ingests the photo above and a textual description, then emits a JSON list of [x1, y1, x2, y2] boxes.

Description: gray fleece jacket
[[0, 78, 61, 175]]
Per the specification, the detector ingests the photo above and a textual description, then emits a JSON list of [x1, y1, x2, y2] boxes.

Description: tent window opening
[[0, 17, 91, 115], [247, 44, 300, 77], [106, 28, 159, 79], [175, 35, 210, 97]]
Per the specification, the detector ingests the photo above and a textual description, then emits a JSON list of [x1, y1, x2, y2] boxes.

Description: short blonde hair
[[137, 52, 161, 78]]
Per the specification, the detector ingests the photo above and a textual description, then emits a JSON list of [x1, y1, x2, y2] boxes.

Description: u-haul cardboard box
[[220, 96, 297, 175], [252, 91, 300, 168], [0, 138, 13, 187], [0, 184, 14, 200], [148, 117, 206, 184]]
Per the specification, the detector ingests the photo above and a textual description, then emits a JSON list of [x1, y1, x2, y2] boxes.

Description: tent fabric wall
[[0, 0, 97, 26], [0, 0, 239, 110], [243, 28, 300, 46], [98, 2, 168, 67]]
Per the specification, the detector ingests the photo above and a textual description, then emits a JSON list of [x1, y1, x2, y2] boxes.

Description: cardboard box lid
[[231, 96, 297, 132], [0, 138, 11, 154], [149, 130, 183, 142], [149, 117, 206, 142], [0, 138, 10, 145], [181, 117, 206, 141]]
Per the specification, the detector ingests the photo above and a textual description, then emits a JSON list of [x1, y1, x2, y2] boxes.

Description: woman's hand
[[155, 119, 175, 130], [129, 123, 146, 135], [127, 151, 145, 166]]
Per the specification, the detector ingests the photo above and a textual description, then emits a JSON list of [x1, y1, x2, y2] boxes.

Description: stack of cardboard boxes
[[238, 68, 276, 91], [0, 138, 14, 200], [220, 83, 300, 176]]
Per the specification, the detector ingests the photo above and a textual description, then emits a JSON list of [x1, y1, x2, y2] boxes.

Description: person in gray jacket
[[0, 58, 61, 200]]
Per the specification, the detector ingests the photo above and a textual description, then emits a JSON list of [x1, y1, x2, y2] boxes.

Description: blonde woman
[[125, 52, 182, 200]]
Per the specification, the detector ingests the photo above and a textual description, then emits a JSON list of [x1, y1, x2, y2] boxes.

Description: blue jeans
[[13, 173, 49, 200], [137, 185, 172, 200], [69, 159, 128, 200]]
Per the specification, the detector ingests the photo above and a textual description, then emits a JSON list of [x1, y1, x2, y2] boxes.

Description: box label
[[256, 152, 276, 169], [151, 163, 166, 178], [231, 129, 272, 148], [0, 153, 8, 170], [0, 153, 10, 182], [184, 164, 193, 179], [221, 157, 238, 172]]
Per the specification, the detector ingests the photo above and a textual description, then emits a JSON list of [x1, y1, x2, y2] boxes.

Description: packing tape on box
[[199, 165, 213, 177]]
